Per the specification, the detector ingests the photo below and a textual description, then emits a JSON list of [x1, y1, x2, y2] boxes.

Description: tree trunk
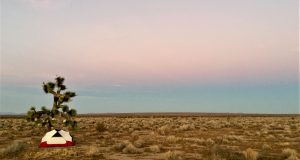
[[53, 95, 58, 109]]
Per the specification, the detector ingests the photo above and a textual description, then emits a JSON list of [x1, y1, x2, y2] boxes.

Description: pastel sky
[[0, 0, 299, 114]]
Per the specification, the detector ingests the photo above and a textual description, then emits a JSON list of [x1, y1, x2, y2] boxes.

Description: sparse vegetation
[[166, 135, 180, 143], [243, 148, 258, 160], [133, 137, 146, 148], [163, 150, 183, 160], [122, 143, 143, 154], [113, 142, 127, 151], [26, 76, 77, 130], [0, 140, 27, 157], [283, 148, 299, 160], [95, 122, 107, 132], [149, 145, 161, 153], [0, 115, 299, 159]]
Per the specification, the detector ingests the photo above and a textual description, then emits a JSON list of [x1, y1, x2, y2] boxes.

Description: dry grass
[[243, 148, 258, 160], [283, 148, 299, 160], [122, 143, 143, 154], [133, 137, 146, 148], [0, 140, 27, 157], [95, 122, 107, 132], [166, 135, 180, 143], [163, 150, 183, 160], [283, 148, 298, 157], [0, 116, 299, 159], [286, 155, 300, 160], [148, 145, 160, 153]]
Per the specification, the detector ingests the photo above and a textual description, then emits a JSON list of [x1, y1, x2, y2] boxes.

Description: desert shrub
[[243, 131, 251, 136], [96, 122, 107, 132], [149, 145, 160, 153], [163, 150, 183, 160], [283, 148, 298, 159], [122, 143, 143, 154], [183, 137, 206, 145], [7, 134, 15, 140], [130, 131, 139, 141], [166, 135, 180, 143], [0, 140, 27, 157], [243, 148, 258, 160], [208, 145, 243, 160], [178, 124, 192, 131], [128, 127, 134, 133], [30, 147, 80, 159], [215, 136, 229, 144], [207, 144, 236, 160], [255, 131, 261, 136], [286, 155, 300, 160], [86, 146, 100, 156], [206, 120, 221, 129], [266, 134, 276, 141], [121, 124, 129, 130], [201, 127, 208, 131], [206, 138, 215, 146], [158, 125, 171, 135], [208, 154, 223, 160], [262, 144, 271, 150], [261, 128, 268, 134], [134, 138, 146, 148], [289, 121, 298, 129], [226, 135, 243, 142], [113, 142, 127, 151]]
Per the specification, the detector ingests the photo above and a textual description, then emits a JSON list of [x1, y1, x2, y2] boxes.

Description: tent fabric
[[52, 132, 62, 137], [39, 129, 74, 147]]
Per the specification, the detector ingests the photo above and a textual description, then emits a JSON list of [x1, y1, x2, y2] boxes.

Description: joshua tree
[[26, 76, 77, 130]]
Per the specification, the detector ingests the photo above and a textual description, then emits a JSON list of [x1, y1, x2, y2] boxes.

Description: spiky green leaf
[[42, 83, 48, 93], [60, 85, 66, 90], [47, 82, 55, 91], [55, 76, 65, 86], [68, 109, 77, 116], [62, 105, 69, 112]]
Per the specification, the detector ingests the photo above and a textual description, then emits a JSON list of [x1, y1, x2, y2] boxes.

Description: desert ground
[[0, 114, 299, 160]]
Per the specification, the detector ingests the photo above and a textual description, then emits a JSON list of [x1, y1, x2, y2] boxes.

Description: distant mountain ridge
[[0, 112, 298, 118], [0, 112, 25, 115]]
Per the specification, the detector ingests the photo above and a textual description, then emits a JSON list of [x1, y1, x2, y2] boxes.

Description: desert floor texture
[[0, 114, 299, 160]]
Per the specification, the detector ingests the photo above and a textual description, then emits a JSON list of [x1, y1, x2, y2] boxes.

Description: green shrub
[[96, 122, 107, 132]]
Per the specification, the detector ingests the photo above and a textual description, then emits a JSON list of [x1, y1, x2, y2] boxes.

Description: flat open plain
[[0, 113, 299, 160]]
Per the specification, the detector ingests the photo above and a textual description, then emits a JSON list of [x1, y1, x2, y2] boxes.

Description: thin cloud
[[22, 0, 72, 9], [112, 84, 123, 87]]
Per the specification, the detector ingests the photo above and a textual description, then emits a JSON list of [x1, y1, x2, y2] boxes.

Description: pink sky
[[0, 0, 299, 114], [1, 0, 298, 85]]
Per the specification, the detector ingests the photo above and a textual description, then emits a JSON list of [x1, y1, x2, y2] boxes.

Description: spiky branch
[[26, 76, 78, 130]]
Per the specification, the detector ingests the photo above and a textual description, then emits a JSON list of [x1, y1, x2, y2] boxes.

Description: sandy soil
[[0, 115, 299, 160]]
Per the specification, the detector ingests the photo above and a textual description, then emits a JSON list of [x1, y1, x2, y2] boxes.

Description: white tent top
[[41, 129, 72, 144]]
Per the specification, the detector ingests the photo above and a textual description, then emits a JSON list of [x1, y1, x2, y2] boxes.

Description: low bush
[[96, 122, 107, 132], [0, 140, 27, 157], [243, 148, 258, 160]]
